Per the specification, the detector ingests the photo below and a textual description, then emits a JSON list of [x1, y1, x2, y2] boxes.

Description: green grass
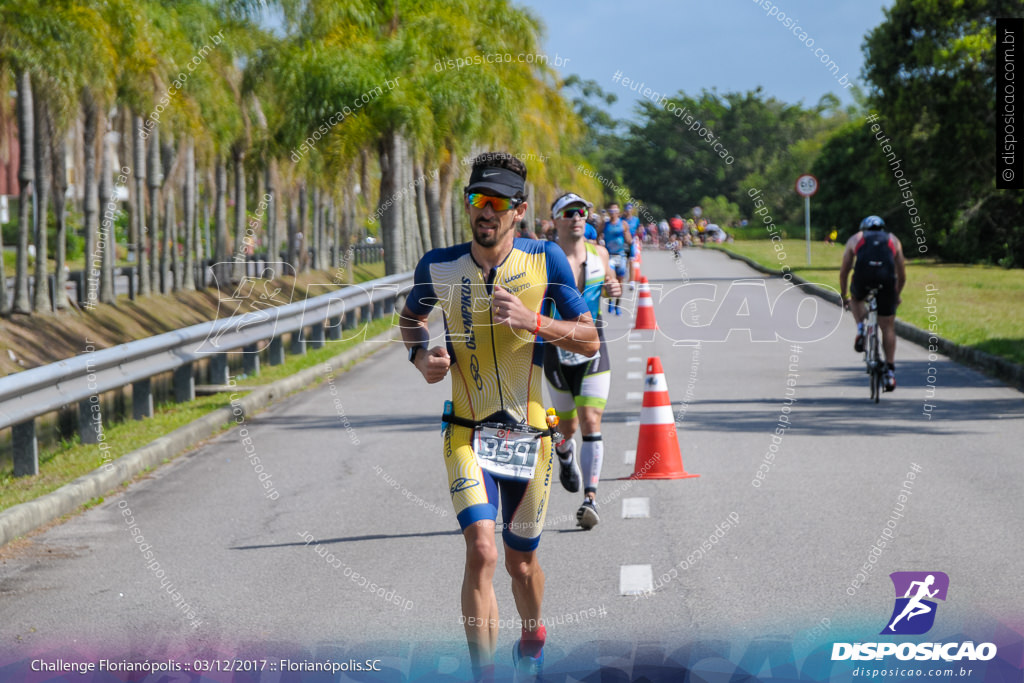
[[347, 260, 386, 282], [707, 235, 848, 271], [709, 240, 1024, 365], [0, 315, 396, 513], [1, 252, 135, 275]]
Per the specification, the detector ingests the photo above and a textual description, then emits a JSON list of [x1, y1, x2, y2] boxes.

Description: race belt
[[442, 412, 551, 482]]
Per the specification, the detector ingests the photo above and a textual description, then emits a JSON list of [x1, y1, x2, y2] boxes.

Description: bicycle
[[861, 288, 885, 403]]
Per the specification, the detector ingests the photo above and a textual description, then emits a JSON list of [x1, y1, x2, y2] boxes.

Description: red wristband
[[533, 312, 542, 336]]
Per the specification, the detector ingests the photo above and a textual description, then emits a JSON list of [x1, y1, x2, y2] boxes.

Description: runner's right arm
[[839, 233, 859, 307], [597, 245, 621, 298], [399, 306, 451, 384], [400, 257, 451, 384], [893, 236, 907, 305]]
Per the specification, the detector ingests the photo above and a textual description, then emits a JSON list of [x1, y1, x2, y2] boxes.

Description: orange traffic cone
[[632, 356, 699, 480], [633, 276, 657, 330]]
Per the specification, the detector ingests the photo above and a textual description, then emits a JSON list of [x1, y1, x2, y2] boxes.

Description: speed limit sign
[[795, 174, 819, 197]]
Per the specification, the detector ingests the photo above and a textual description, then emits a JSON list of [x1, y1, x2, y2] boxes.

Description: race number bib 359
[[472, 424, 541, 481]]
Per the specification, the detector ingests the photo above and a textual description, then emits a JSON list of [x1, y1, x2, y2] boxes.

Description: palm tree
[[104, 0, 172, 300], [75, 1, 117, 308], [11, 69, 33, 314], [1, 0, 118, 313], [231, 143, 246, 281], [81, 88, 100, 307], [31, 78, 52, 312], [182, 137, 196, 289], [170, 12, 249, 288], [0, 2, 49, 314], [160, 135, 180, 293], [50, 110, 69, 310], [135, 116, 149, 296], [97, 134, 115, 303]]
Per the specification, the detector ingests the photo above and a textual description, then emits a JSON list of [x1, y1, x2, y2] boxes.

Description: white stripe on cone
[[643, 374, 668, 393], [640, 405, 675, 424]]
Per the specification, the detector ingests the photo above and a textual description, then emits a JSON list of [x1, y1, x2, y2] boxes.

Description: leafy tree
[[740, 94, 857, 232], [561, 75, 625, 166], [863, 0, 1023, 265], [810, 120, 895, 240], [610, 88, 815, 218], [696, 195, 741, 228], [0, 0, 601, 319]]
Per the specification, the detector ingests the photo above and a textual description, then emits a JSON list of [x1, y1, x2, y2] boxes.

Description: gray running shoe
[[557, 439, 581, 493], [576, 498, 600, 530]]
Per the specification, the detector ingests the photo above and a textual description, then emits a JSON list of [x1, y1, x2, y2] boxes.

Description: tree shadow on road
[[256, 413, 440, 432], [600, 358, 1022, 438], [230, 529, 461, 551]]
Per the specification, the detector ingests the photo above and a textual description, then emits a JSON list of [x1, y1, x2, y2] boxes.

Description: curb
[[713, 247, 1024, 392], [0, 326, 402, 547]]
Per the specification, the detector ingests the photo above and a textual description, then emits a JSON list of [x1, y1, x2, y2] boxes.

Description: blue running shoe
[[512, 639, 543, 680]]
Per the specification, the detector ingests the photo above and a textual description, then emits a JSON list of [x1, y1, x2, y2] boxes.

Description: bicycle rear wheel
[[870, 331, 882, 403]]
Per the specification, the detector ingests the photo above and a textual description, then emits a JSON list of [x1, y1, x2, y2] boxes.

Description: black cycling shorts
[[851, 274, 897, 316]]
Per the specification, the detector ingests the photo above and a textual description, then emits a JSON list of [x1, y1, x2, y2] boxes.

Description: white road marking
[[624, 449, 636, 465], [622, 497, 650, 518], [627, 371, 643, 380], [619, 565, 653, 595], [625, 392, 643, 401]]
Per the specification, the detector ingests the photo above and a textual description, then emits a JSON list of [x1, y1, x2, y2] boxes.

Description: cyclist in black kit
[[839, 216, 907, 391]]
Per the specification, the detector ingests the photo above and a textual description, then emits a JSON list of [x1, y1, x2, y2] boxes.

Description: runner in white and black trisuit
[[544, 192, 621, 529]]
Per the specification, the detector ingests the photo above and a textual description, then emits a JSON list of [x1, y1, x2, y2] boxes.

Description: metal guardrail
[[0, 271, 413, 476]]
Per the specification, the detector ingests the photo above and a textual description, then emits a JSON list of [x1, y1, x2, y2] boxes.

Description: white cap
[[551, 192, 593, 218]]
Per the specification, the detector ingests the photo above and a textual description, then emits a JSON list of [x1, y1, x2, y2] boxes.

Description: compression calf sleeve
[[582, 433, 603, 493]]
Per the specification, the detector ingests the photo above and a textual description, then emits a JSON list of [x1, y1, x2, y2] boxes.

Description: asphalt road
[[1, 248, 1021, 681]]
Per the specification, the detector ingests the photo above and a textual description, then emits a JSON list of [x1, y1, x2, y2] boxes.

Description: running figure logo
[[881, 571, 949, 635]]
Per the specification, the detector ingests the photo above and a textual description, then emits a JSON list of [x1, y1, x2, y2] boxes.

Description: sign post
[[795, 174, 819, 265]]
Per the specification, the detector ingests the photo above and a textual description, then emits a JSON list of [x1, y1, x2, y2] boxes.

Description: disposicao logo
[[832, 571, 997, 662], [882, 571, 948, 635]]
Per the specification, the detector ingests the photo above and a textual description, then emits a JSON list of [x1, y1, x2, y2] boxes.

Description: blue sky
[[515, 0, 893, 121]]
